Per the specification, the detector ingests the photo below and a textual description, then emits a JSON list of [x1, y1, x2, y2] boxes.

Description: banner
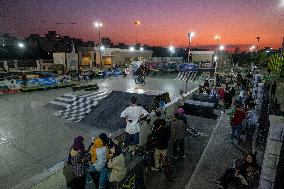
[[53, 53, 66, 65], [0, 79, 20, 90], [66, 53, 78, 70]]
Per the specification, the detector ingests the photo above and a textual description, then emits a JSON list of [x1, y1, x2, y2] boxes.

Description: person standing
[[271, 81, 277, 98], [171, 113, 186, 159], [68, 136, 89, 189], [89, 137, 109, 189], [245, 103, 258, 142], [238, 89, 246, 107], [120, 96, 148, 151], [178, 90, 186, 108], [230, 105, 246, 144], [21, 72, 28, 88], [151, 111, 171, 170], [108, 144, 126, 189]]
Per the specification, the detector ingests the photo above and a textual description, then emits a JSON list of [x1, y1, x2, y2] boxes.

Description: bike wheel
[[135, 77, 140, 84]]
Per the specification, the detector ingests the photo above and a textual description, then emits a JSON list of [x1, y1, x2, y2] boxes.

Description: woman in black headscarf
[[68, 136, 89, 189]]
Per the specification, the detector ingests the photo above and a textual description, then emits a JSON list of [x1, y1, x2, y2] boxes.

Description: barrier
[[0, 75, 73, 94]]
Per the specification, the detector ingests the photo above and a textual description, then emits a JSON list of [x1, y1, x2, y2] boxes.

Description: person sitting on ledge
[[215, 153, 260, 189]]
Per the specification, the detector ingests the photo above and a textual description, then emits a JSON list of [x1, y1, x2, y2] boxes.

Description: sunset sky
[[1, 0, 284, 50]]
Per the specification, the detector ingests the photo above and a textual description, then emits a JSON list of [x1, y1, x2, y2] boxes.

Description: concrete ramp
[[81, 90, 170, 131]]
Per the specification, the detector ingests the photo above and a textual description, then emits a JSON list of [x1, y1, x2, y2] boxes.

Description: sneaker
[[173, 156, 178, 160], [181, 155, 186, 158]]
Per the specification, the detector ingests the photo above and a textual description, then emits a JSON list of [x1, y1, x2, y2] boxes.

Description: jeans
[[173, 139, 185, 157], [88, 165, 109, 188], [125, 133, 139, 146], [231, 125, 241, 142]]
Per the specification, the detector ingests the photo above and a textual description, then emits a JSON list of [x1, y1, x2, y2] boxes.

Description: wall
[[77, 47, 153, 67], [259, 116, 284, 189], [192, 51, 214, 63]]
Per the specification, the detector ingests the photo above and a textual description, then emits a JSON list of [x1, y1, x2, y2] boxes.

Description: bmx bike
[[134, 75, 145, 86]]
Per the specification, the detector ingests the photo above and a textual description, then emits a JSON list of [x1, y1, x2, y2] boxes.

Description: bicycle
[[135, 116, 176, 183], [159, 153, 176, 182], [134, 75, 145, 86]]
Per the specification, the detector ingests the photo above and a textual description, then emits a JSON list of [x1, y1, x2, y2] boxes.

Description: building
[[25, 31, 94, 54], [78, 47, 153, 69], [192, 50, 232, 66]]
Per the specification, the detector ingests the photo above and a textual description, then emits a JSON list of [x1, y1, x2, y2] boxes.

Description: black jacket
[[153, 119, 171, 150]]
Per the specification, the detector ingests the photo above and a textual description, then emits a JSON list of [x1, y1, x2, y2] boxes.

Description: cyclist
[[151, 111, 171, 171], [135, 65, 145, 84]]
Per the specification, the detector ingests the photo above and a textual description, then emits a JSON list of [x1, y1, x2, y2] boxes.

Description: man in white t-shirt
[[120, 96, 148, 148]]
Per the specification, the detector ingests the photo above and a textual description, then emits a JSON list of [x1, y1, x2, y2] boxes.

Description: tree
[[101, 37, 114, 48]]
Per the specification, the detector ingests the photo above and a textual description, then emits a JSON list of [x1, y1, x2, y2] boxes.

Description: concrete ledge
[[12, 161, 65, 189]]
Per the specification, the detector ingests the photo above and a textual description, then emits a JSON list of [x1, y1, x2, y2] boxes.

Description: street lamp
[[219, 45, 225, 51], [129, 46, 135, 52], [169, 46, 175, 57], [214, 35, 221, 43], [188, 32, 195, 62], [134, 20, 141, 45], [18, 42, 24, 49], [249, 45, 256, 52], [94, 21, 103, 67], [100, 45, 105, 51], [140, 47, 144, 51]]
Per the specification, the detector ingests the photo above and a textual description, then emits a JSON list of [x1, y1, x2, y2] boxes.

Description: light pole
[[169, 46, 175, 58], [188, 32, 195, 62], [134, 20, 140, 45], [18, 42, 25, 59], [214, 56, 218, 73], [214, 35, 221, 45], [256, 37, 260, 52], [94, 21, 103, 67]]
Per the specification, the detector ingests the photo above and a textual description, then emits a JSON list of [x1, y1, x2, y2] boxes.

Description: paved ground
[[185, 110, 244, 189], [144, 114, 220, 189], [0, 76, 198, 189]]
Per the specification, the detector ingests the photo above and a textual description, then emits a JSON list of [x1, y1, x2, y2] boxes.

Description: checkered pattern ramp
[[53, 91, 109, 122], [175, 72, 197, 82]]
